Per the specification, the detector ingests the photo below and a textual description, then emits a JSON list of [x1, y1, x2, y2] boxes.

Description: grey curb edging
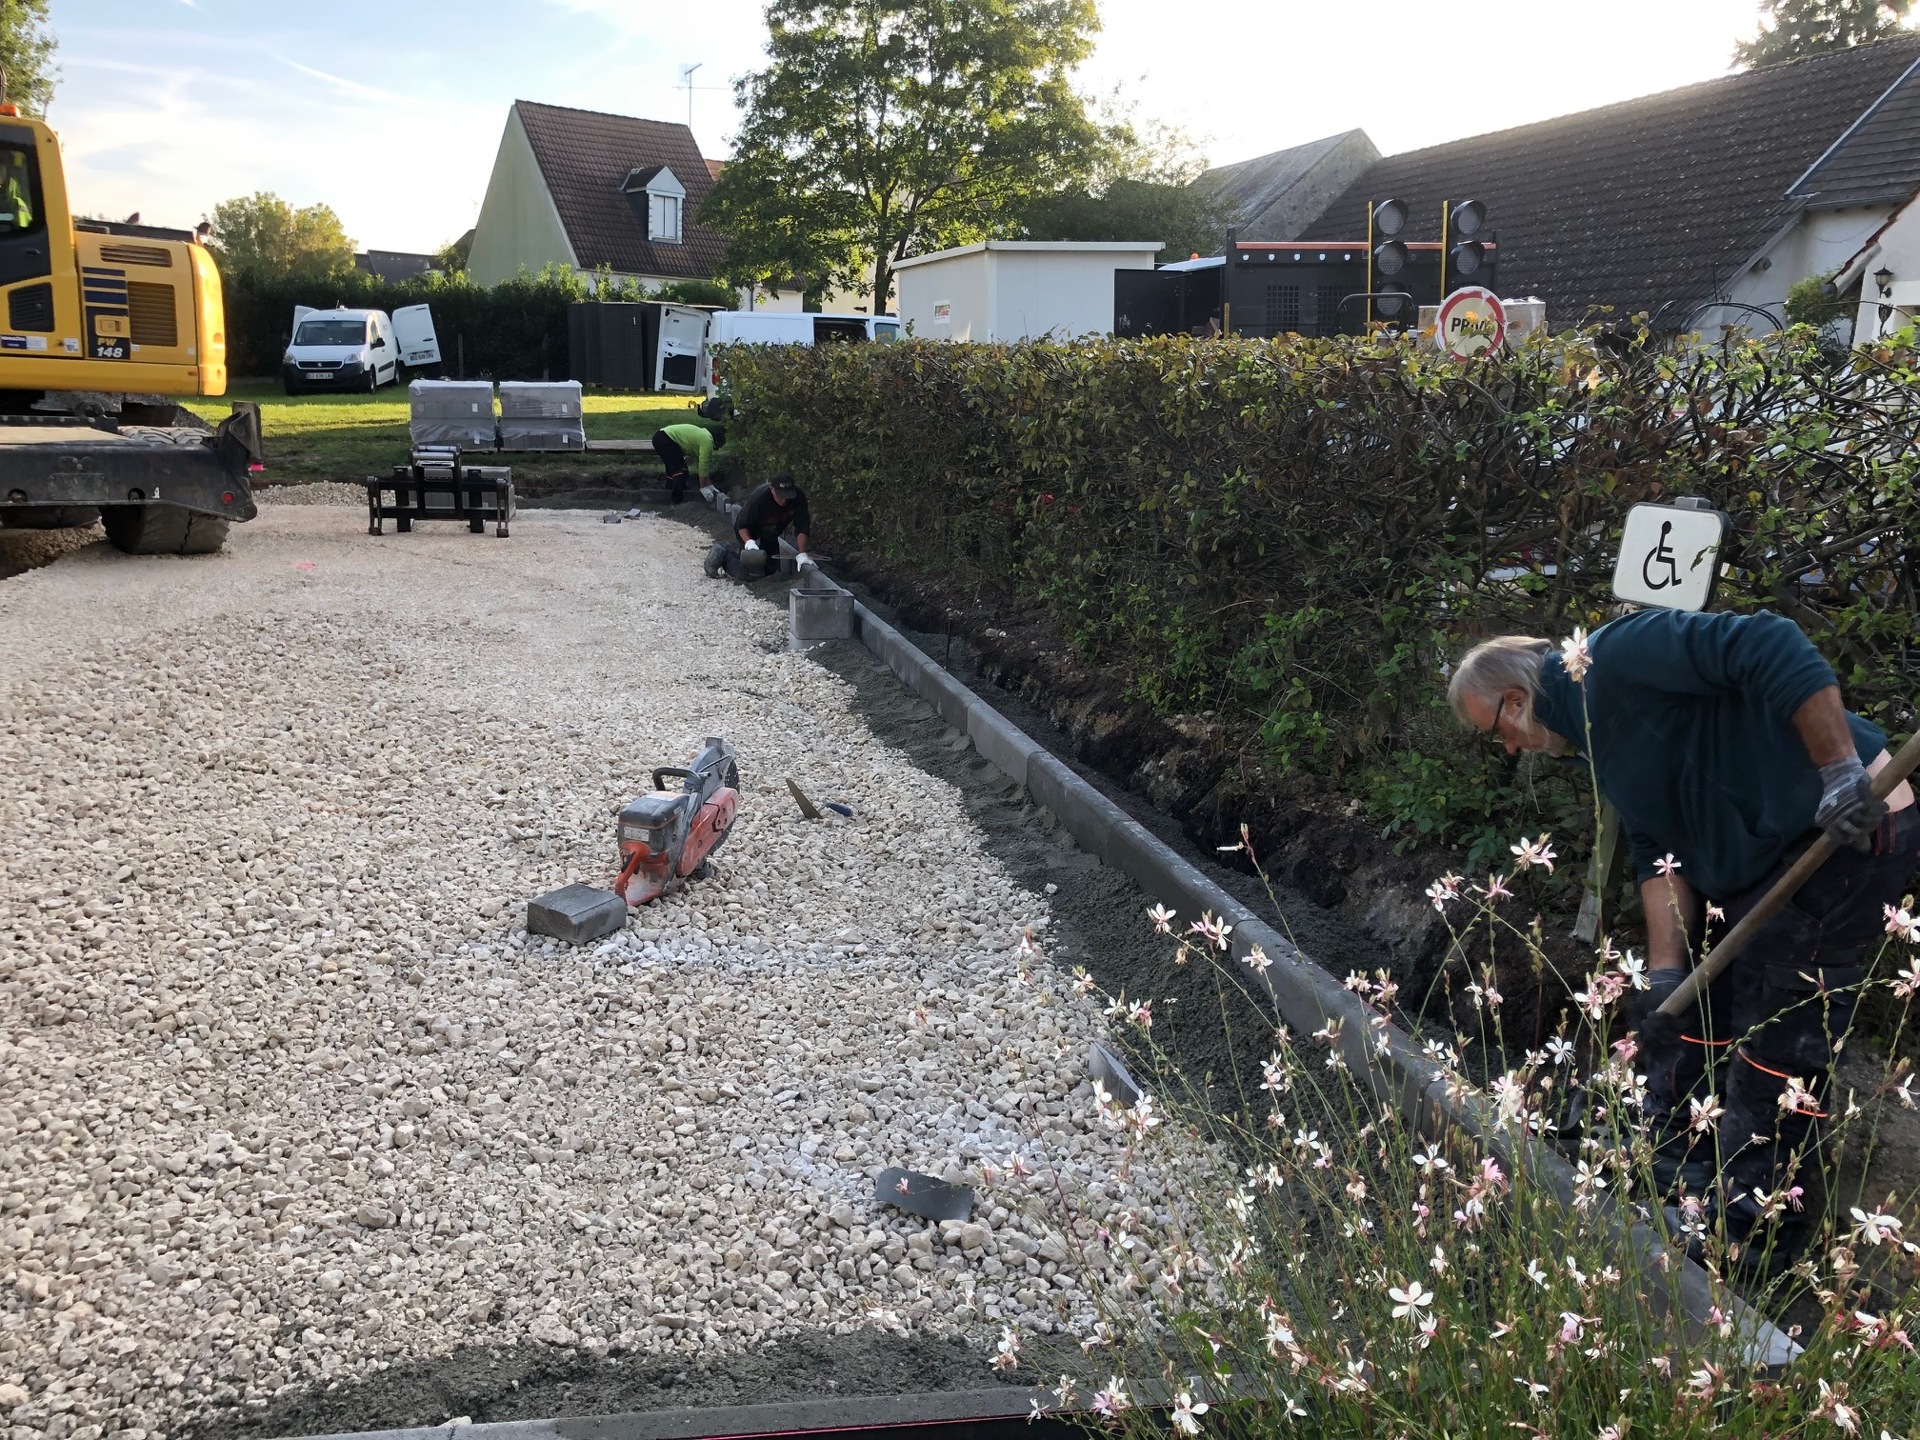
[[839, 595, 1799, 1369], [285, 1386, 1069, 1440]]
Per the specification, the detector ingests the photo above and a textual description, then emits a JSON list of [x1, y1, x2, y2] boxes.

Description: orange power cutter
[[612, 737, 741, 905]]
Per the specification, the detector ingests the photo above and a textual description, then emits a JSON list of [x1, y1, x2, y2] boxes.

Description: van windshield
[[295, 319, 369, 347], [873, 323, 899, 342]]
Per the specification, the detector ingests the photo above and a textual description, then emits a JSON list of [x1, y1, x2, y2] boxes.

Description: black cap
[[770, 470, 798, 498]]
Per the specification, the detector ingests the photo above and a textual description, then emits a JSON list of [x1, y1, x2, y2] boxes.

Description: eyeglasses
[[1479, 697, 1510, 740]]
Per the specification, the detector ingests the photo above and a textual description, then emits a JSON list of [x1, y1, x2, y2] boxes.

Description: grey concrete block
[[1025, 754, 1133, 865], [964, 696, 1040, 786], [788, 585, 855, 650], [526, 884, 626, 944]]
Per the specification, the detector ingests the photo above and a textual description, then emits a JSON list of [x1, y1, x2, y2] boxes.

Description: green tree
[[0, 0, 57, 118], [204, 192, 357, 280], [705, 0, 1106, 311], [1735, 0, 1914, 67], [1019, 109, 1234, 262]]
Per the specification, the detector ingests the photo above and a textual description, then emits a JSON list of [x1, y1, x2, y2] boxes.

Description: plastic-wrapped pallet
[[409, 380, 497, 449], [498, 380, 586, 451]]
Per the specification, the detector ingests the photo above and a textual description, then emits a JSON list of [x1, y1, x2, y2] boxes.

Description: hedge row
[[220, 267, 653, 381], [721, 328, 1920, 868]]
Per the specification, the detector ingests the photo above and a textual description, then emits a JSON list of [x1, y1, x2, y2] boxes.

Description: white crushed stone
[[253, 482, 364, 507], [0, 509, 1191, 1435]]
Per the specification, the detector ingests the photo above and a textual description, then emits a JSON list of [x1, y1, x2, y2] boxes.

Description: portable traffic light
[[1442, 199, 1489, 290], [1371, 198, 1409, 278], [1368, 198, 1409, 326]]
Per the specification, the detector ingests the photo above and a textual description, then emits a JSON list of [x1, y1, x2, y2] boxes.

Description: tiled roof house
[[1288, 37, 1920, 329], [468, 100, 797, 303]]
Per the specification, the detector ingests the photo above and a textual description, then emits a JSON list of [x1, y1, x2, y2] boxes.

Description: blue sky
[[50, 0, 1800, 254]]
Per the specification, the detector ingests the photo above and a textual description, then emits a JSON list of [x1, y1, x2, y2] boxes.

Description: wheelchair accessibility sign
[[1612, 501, 1731, 612]]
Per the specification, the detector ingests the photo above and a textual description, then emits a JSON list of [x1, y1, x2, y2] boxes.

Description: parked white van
[[283, 307, 404, 395], [704, 310, 900, 396]]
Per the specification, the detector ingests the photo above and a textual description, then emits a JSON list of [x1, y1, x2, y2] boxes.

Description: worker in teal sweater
[[650, 422, 724, 503], [1449, 609, 1917, 1256]]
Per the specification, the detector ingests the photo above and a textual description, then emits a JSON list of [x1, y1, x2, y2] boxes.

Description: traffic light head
[[1447, 198, 1486, 238], [1371, 198, 1407, 237], [1374, 289, 1409, 319], [1373, 239, 1409, 277], [1450, 240, 1487, 278]]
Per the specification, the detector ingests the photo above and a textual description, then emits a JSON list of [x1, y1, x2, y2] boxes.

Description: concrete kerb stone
[[837, 595, 1799, 1368], [281, 1386, 1072, 1440]]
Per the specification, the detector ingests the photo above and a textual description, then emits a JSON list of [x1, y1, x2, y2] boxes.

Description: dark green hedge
[[221, 266, 653, 381], [721, 328, 1920, 868]]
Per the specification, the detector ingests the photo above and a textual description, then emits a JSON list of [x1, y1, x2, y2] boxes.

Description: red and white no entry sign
[[1435, 287, 1507, 358]]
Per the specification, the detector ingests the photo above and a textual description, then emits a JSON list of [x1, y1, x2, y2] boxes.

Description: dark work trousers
[[651, 430, 689, 501], [1703, 805, 1920, 1087]]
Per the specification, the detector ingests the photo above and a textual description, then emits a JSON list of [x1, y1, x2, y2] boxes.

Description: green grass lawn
[[183, 381, 706, 485]]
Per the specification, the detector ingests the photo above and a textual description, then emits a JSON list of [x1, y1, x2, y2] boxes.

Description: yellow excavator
[[0, 98, 259, 555]]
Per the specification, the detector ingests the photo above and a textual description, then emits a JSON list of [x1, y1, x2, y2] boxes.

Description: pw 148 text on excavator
[[0, 90, 260, 556]]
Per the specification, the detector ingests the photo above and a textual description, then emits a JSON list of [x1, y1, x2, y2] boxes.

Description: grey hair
[[1448, 635, 1551, 724]]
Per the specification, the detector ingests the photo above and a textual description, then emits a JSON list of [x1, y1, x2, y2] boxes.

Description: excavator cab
[[0, 109, 255, 554]]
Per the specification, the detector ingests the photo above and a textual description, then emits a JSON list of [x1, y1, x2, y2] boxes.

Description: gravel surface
[[0, 505, 1191, 1438]]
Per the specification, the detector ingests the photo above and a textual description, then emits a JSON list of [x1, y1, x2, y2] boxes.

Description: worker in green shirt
[[651, 422, 724, 503]]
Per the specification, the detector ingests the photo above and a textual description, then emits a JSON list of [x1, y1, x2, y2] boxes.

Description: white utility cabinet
[[892, 241, 1162, 343]]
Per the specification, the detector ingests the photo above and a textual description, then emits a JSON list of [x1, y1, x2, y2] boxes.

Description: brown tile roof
[[514, 99, 727, 281], [1788, 54, 1920, 207], [1297, 37, 1920, 327]]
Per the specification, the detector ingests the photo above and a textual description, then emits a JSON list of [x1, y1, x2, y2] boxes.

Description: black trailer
[[1115, 240, 1498, 340]]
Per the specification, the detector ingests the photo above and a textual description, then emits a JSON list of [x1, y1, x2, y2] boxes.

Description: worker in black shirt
[[704, 471, 812, 580]]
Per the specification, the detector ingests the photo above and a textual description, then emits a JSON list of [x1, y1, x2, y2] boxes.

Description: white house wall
[[1853, 192, 1920, 339], [469, 107, 580, 287], [1723, 206, 1890, 320]]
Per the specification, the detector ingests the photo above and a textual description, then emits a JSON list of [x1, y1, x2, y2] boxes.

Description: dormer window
[[621, 165, 686, 245]]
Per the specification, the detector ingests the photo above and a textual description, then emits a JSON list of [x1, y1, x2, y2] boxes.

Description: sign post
[[1573, 498, 1735, 942], [1434, 286, 1506, 358]]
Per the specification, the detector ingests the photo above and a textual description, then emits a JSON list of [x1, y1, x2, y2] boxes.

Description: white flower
[[1090, 1377, 1130, 1417], [1850, 1207, 1903, 1248], [1525, 1258, 1549, 1288], [1247, 944, 1272, 974], [1170, 1391, 1209, 1435], [1689, 1094, 1725, 1134], [1429, 1244, 1449, 1276], [991, 1326, 1020, 1372], [1387, 1277, 1434, 1320], [1510, 835, 1558, 873], [1560, 627, 1592, 682], [1654, 853, 1682, 877], [1617, 950, 1648, 990], [1425, 873, 1462, 910], [1885, 904, 1920, 944], [1546, 1036, 1576, 1065], [1412, 1143, 1450, 1174]]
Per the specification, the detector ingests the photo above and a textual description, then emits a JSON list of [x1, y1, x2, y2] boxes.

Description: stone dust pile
[[0, 504, 1194, 1439]]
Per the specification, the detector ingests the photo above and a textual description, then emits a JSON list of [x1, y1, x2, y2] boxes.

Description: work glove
[[1624, 964, 1687, 1038], [795, 553, 816, 571], [743, 539, 761, 553], [699, 485, 717, 504], [1815, 755, 1885, 852]]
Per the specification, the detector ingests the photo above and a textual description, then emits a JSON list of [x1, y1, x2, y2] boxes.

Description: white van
[[283, 307, 404, 395], [703, 311, 900, 396]]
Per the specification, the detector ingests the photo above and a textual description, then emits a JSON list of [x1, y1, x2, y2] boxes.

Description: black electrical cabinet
[[569, 302, 659, 388]]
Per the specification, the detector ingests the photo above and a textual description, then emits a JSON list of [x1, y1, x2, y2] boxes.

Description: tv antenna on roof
[[678, 62, 702, 132]]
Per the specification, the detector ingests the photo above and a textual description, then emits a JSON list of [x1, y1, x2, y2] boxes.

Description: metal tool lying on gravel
[[526, 738, 742, 943]]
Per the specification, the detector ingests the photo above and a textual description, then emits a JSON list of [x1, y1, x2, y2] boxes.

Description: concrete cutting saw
[[612, 737, 741, 905], [524, 737, 740, 943]]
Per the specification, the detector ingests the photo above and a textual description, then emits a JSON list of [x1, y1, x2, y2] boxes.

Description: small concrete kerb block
[[788, 585, 855, 651], [526, 884, 627, 944]]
